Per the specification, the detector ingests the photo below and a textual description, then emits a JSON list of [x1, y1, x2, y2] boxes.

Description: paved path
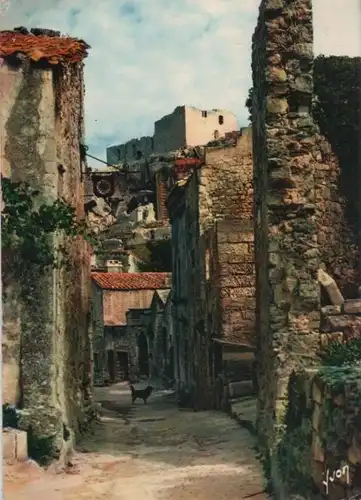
[[4, 382, 268, 500]]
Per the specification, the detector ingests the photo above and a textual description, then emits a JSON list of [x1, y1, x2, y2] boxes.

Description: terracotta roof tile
[[91, 272, 171, 291], [0, 31, 90, 64]]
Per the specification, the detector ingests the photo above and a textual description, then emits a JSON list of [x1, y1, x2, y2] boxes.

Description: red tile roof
[[0, 31, 90, 64], [91, 272, 171, 291]]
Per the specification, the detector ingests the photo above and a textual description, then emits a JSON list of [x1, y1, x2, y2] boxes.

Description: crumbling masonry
[[252, 0, 359, 451]]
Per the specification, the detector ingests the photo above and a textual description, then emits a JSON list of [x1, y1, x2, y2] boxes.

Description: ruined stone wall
[[252, 0, 360, 453], [252, 0, 321, 449], [107, 135, 154, 164], [1, 56, 91, 461], [154, 106, 186, 154]]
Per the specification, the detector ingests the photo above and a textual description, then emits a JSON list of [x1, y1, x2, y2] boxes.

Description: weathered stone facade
[[251, 0, 360, 467], [168, 129, 255, 410], [1, 29, 92, 463]]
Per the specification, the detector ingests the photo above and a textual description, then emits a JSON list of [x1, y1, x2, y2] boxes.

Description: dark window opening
[[218, 115, 224, 125], [213, 130, 219, 139], [150, 230, 155, 240], [136, 150, 142, 160], [202, 110, 208, 118]]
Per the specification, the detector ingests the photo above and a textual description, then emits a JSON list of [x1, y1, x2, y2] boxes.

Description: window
[[213, 130, 219, 140], [218, 115, 224, 125], [202, 110, 208, 118]]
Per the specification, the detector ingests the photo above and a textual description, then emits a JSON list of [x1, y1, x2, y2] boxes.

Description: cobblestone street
[[5, 383, 268, 500]]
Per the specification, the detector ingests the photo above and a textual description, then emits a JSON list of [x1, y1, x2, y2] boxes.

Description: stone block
[[321, 305, 342, 316], [15, 430, 28, 460], [3, 429, 16, 460], [343, 299, 361, 315]]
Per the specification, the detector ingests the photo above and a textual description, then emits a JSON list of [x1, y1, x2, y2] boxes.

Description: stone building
[[106, 105, 238, 163], [91, 272, 171, 384], [251, 0, 360, 463], [167, 128, 255, 410], [1, 28, 92, 463]]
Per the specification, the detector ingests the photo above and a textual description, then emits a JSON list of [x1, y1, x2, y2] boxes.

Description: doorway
[[107, 350, 116, 382], [116, 351, 129, 381], [137, 332, 149, 377]]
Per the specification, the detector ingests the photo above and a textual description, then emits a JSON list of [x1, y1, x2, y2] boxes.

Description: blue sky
[[1, 0, 360, 168]]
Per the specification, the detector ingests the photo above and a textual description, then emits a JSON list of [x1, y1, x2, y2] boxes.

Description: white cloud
[[1, 0, 360, 167]]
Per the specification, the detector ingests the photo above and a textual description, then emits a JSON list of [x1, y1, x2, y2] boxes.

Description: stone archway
[[137, 331, 149, 377]]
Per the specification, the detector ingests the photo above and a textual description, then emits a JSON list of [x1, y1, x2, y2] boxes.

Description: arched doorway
[[137, 332, 149, 377]]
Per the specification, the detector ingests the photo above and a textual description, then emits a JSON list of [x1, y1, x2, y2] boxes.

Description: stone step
[[3, 428, 28, 461], [228, 380, 254, 398]]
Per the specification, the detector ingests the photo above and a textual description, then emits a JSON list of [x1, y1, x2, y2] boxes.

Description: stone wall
[[272, 368, 361, 499], [199, 128, 253, 228], [251, 0, 322, 453], [107, 136, 154, 164], [168, 129, 255, 409], [154, 106, 187, 154], [1, 32, 91, 464], [216, 219, 255, 346], [252, 0, 360, 454]]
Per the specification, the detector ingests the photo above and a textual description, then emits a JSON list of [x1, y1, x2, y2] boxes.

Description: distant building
[[106, 105, 239, 163], [91, 272, 171, 384]]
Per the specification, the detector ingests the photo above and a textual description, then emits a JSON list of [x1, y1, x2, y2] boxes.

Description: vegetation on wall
[[321, 337, 361, 367], [1, 177, 95, 278]]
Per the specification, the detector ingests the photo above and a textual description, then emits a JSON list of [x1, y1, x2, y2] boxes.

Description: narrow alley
[[5, 383, 268, 500]]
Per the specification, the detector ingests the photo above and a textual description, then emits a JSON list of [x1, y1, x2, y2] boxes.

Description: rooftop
[[0, 28, 90, 64], [91, 272, 171, 291]]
